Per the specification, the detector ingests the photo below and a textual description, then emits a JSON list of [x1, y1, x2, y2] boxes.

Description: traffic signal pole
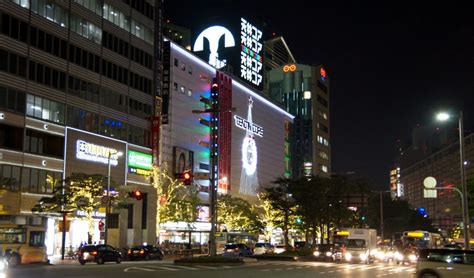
[[209, 80, 219, 257]]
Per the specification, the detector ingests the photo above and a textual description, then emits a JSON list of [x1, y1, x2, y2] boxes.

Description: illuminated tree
[[150, 165, 200, 242], [217, 195, 263, 234], [32, 173, 108, 240]]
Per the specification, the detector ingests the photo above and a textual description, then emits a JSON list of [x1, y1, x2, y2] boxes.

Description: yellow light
[[337, 231, 349, 236], [407, 232, 424, 238], [469, 239, 474, 244]]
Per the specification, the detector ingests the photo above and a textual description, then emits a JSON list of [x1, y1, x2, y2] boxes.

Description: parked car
[[223, 243, 253, 257], [313, 244, 341, 261], [416, 248, 474, 277], [78, 245, 122, 265], [128, 245, 164, 261], [294, 241, 310, 250], [253, 243, 274, 255], [274, 244, 289, 254]]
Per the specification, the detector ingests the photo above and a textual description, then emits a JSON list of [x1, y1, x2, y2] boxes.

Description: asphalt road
[[4, 260, 416, 278]]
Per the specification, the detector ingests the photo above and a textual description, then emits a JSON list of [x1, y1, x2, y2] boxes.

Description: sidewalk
[[48, 255, 79, 265]]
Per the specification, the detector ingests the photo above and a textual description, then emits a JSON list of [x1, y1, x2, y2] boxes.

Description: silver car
[[416, 249, 474, 277], [254, 243, 274, 255]]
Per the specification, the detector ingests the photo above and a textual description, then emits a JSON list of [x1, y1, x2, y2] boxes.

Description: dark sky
[[163, 1, 474, 188]]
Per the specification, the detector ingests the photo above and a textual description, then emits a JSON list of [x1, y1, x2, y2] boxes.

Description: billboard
[[173, 146, 194, 174], [192, 17, 264, 91]]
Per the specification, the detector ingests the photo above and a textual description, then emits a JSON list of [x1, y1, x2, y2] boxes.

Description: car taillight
[[91, 251, 98, 256], [139, 249, 145, 254]]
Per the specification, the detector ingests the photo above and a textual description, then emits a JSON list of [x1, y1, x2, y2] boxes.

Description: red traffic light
[[184, 172, 191, 180], [128, 190, 143, 200]]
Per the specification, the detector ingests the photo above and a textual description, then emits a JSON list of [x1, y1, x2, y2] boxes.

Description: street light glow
[[436, 112, 450, 121]]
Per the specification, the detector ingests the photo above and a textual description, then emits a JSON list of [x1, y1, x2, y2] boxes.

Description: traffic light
[[128, 190, 143, 200], [361, 215, 366, 221], [176, 171, 193, 185]]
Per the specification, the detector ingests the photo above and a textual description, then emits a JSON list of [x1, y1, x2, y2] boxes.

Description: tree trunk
[[320, 224, 324, 244], [311, 223, 317, 246], [284, 210, 290, 251]]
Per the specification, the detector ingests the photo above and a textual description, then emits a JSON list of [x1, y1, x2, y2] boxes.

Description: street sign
[[423, 176, 437, 198]]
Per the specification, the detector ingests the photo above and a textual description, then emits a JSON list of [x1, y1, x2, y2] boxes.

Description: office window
[[24, 129, 64, 158], [66, 105, 99, 133], [180, 86, 185, 94], [29, 0, 68, 27], [317, 95, 328, 108], [0, 164, 20, 191], [0, 86, 26, 114], [321, 165, 328, 173], [74, 0, 102, 15], [0, 123, 24, 151], [70, 14, 101, 43], [187, 89, 193, 97], [26, 94, 64, 123]]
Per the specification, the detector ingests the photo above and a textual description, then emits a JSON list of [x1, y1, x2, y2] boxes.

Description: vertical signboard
[[193, 17, 264, 91], [162, 41, 171, 125], [217, 71, 232, 194]]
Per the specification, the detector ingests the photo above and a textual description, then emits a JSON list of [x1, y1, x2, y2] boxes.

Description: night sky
[[164, 1, 474, 188]]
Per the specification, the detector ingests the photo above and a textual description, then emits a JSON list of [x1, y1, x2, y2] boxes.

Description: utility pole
[[380, 191, 384, 240]]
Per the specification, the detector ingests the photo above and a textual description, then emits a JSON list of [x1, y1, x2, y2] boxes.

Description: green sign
[[128, 151, 152, 170]]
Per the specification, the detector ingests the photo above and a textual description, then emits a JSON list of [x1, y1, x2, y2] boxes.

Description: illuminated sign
[[234, 115, 263, 137], [128, 150, 152, 170], [129, 167, 152, 176], [336, 231, 350, 236], [76, 140, 120, 166], [240, 18, 263, 86], [320, 67, 327, 81], [283, 64, 297, 72], [239, 97, 259, 195], [197, 206, 210, 222], [193, 26, 235, 69], [406, 232, 424, 238]]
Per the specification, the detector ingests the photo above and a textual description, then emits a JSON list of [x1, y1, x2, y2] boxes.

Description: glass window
[[29, 231, 45, 247], [0, 228, 26, 244]]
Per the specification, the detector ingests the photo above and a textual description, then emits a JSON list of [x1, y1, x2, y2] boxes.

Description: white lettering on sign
[[76, 140, 119, 166], [240, 18, 263, 86], [234, 115, 263, 137]]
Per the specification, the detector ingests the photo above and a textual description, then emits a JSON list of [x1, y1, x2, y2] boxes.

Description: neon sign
[[240, 18, 263, 86], [76, 140, 120, 166], [239, 97, 259, 195], [283, 64, 297, 72], [320, 67, 327, 81], [234, 115, 263, 137], [128, 150, 152, 170], [193, 26, 235, 69]]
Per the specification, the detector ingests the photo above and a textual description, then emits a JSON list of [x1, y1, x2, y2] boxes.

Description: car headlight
[[326, 251, 332, 257], [313, 251, 320, 257], [83, 252, 89, 258], [395, 252, 404, 261], [408, 254, 417, 261], [0, 260, 5, 271], [345, 253, 352, 261], [360, 253, 368, 261]]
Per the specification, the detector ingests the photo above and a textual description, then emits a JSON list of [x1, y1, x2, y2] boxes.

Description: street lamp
[[436, 111, 470, 249], [104, 150, 123, 245]]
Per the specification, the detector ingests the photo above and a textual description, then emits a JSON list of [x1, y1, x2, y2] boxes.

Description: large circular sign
[[242, 136, 257, 176], [423, 177, 437, 188]]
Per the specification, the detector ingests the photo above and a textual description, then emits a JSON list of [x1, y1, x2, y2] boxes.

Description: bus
[[215, 231, 257, 254], [402, 230, 442, 249], [0, 223, 48, 265]]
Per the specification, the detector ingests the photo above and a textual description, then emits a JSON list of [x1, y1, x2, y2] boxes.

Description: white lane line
[[124, 267, 155, 272], [261, 269, 271, 272], [275, 268, 283, 271], [195, 265, 221, 269], [320, 272, 326, 274], [146, 266, 179, 271], [168, 265, 200, 270]]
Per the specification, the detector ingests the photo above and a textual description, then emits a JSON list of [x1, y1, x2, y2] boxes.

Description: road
[[4, 260, 416, 278]]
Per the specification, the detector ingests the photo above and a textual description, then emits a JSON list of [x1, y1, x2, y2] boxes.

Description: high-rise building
[[263, 36, 296, 95], [0, 0, 162, 258], [268, 63, 330, 178]]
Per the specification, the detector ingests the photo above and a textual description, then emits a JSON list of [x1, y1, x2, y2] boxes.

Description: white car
[[253, 243, 274, 255], [274, 245, 286, 254], [416, 249, 474, 277]]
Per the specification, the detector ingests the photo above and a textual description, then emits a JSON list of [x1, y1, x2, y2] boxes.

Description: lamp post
[[436, 111, 470, 249], [104, 150, 123, 245]]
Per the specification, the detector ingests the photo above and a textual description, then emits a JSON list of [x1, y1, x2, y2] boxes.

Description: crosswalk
[[254, 261, 416, 275], [123, 263, 237, 272]]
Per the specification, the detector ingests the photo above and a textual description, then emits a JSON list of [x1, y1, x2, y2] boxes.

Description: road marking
[[124, 267, 155, 272], [146, 266, 179, 271], [195, 265, 221, 269], [167, 265, 199, 270]]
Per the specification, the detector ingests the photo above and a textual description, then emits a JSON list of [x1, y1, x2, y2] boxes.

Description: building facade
[[398, 133, 474, 232], [0, 0, 161, 257], [158, 40, 293, 244], [268, 63, 330, 178], [263, 36, 296, 95]]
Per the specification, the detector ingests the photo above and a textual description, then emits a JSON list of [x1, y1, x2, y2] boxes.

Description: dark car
[[128, 245, 164, 261], [313, 244, 341, 261], [223, 243, 253, 257], [78, 245, 122, 265]]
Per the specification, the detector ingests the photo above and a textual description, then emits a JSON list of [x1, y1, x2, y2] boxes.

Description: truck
[[337, 228, 377, 264]]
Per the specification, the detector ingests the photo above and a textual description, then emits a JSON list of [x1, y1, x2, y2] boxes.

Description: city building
[[0, 0, 162, 257], [397, 132, 474, 232], [268, 63, 331, 178], [158, 37, 293, 244], [263, 36, 296, 95]]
